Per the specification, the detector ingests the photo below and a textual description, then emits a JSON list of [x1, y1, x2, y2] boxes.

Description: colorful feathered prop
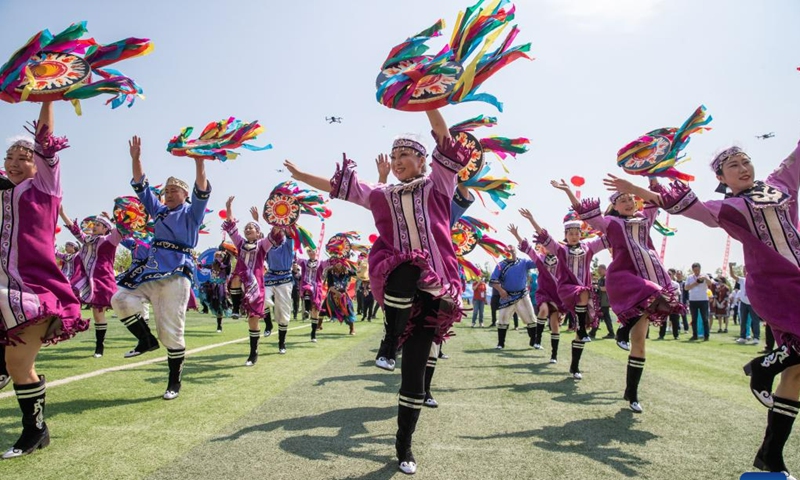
[[376, 0, 531, 112], [263, 181, 329, 252], [617, 105, 712, 181], [0, 21, 151, 115], [167, 117, 272, 161], [112, 195, 150, 237]]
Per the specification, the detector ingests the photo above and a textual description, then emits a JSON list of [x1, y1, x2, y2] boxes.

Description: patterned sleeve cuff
[[131, 175, 148, 193], [193, 181, 211, 200], [662, 181, 697, 214], [30, 122, 68, 166], [68, 221, 81, 237], [453, 187, 475, 208], [221, 219, 236, 233], [575, 198, 601, 220], [431, 131, 471, 173], [534, 229, 552, 247], [330, 156, 357, 200], [519, 239, 530, 252]]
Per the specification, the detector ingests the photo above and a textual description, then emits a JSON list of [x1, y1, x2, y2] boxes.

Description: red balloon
[[218, 210, 227, 219], [321, 209, 332, 219], [368, 233, 378, 243], [570, 175, 585, 187], [55, 225, 62, 234]]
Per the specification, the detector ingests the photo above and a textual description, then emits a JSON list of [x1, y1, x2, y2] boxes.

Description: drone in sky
[[755, 132, 775, 140], [325, 116, 343, 124]]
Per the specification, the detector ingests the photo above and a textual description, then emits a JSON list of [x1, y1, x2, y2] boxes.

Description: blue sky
[[1, 0, 798, 275]]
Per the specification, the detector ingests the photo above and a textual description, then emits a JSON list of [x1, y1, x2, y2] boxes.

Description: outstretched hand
[[550, 179, 571, 192], [375, 153, 390, 183], [249, 206, 259, 222], [518, 208, 534, 222], [129, 136, 141, 160], [602, 174, 637, 194], [283, 160, 301, 179], [507, 224, 521, 242]]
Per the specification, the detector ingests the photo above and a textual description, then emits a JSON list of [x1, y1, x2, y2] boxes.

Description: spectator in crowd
[[685, 262, 711, 341], [658, 269, 682, 340], [712, 276, 731, 333], [674, 270, 690, 332], [472, 279, 487, 327], [729, 263, 761, 345]]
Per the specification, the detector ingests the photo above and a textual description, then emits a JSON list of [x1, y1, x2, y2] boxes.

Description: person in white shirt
[[729, 263, 761, 345], [684, 262, 711, 341]]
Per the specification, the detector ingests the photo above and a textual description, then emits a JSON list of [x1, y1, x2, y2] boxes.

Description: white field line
[[0, 323, 312, 400]]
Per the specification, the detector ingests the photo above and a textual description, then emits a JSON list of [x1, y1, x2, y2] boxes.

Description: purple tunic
[[0, 132, 87, 346], [519, 239, 565, 313], [223, 220, 274, 318], [298, 257, 323, 310], [329, 133, 469, 343], [660, 140, 800, 351], [575, 199, 683, 326], [537, 229, 608, 325], [68, 223, 121, 310]]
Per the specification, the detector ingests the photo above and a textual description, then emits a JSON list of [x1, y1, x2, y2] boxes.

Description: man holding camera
[[684, 262, 712, 341]]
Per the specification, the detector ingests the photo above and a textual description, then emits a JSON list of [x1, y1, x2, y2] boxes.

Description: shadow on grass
[[315, 373, 399, 394], [463, 409, 657, 477], [212, 406, 396, 468], [469, 377, 619, 405]]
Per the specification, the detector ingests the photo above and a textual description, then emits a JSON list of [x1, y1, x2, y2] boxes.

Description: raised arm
[[507, 224, 524, 244], [284, 159, 332, 193], [728, 262, 740, 282], [60, 205, 87, 243], [550, 179, 581, 208], [37, 101, 53, 136], [766, 139, 800, 194], [194, 157, 208, 193], [426, 108, 450, 143], [130, 135, 144, 182], [518, 208, 544, 235]]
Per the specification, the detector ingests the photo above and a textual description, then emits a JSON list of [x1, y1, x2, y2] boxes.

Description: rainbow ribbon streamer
[[167, 117, 272, 161]]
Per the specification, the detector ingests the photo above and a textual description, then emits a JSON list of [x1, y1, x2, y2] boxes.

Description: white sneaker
[[582, 336, 592, 342], [263, 330, 272, 337], [245, 360, 255, 367], [629, 401, 643, 413], [311, 338, 317, 343], [376, 357, 396, 371], [423, 397, 439, 408], [398, 460, 417, 475], [746, 339, 760, 345], [572, 372, 583, 380], [0, 374, 10, 390], [93, 353, 103, 358], [495, 345, 504, 350], [735, 338, 746, 344], [616, 340, 630, 351], [163, 389, 180, 400], [533, 343, 542, 350], [216, 329, 222, 333], [279, 348, 287, 355], [549, 358, 557, 364]]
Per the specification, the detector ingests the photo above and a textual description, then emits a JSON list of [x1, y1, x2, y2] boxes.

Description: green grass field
[[0, 309, 794, 479]]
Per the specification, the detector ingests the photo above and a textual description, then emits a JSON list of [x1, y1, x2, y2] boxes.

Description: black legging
[[490, 293, 500, 325]]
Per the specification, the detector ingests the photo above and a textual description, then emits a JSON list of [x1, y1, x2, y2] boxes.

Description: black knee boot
[[2, 375, 49, 459], [754, 395, 800, 475], [423, 355, 438, 408], [310, 321, 318, 341], [396, 394, 424, 474], [121, 314, 159, 358], [744, 345, 800, 408], [550, 333, 560, 362], [534, 317, 546, 347], [0, 345, 9, 390], [496, 325, 508, 349], [230, 287, 242, 318], [624, 356, 646, 412], [526, 323, 536, 347], [164, 348, 185, 400], [94, 323, 107, 358], [263, 311, 274, 336], [575, 305, 589, 339], [278, 325, 287, 353], [246, 330, 259, 366], [570, 340, 585, 379]]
